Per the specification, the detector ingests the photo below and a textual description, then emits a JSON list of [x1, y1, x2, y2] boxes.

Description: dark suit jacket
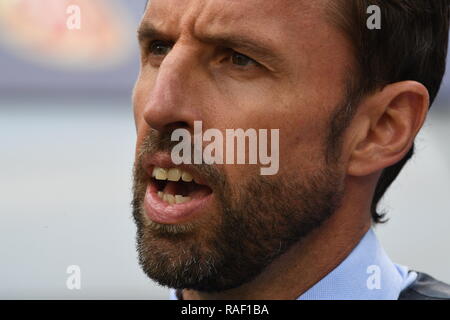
[[398, 272, 450, 300]]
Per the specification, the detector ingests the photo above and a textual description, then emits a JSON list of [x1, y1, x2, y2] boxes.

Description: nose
[[142, 46, 201, 133]]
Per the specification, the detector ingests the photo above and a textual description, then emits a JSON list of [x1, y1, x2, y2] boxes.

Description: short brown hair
[[328, 1, 449, 223]]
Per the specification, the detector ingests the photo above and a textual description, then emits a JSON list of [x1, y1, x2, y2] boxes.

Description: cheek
[[280, 130, 327, 174], [132, 73, 154, 134], [133, 66, 157, 112], [132, 83, 150, 157], [209, 98, 330, 182], [285, 109, 332, 170], [132, 75, 143, 117]]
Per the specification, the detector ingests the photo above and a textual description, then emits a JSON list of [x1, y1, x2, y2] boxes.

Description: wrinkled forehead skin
[[144, 0, 326, 35], [142, 0, 331, 50]]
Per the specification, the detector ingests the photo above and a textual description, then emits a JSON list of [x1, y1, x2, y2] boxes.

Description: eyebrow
[[137, 23, 170, 43], [137, 22, 283, 66]]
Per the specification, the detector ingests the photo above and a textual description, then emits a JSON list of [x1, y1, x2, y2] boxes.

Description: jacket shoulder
[[398, 272, 450, 300]]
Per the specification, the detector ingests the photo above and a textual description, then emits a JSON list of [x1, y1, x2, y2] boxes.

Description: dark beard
[[131, 131, 344, 292]]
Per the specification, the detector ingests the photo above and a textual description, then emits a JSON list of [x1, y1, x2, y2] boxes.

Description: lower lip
[[143, 182, 213, 224]]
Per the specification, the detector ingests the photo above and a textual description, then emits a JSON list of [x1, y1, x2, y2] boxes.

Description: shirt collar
[[297, 228, 416, 300]]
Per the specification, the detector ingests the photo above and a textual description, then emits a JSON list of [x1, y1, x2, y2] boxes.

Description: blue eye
[[231, 52, 257, 67], [149, 40, 172, 56]]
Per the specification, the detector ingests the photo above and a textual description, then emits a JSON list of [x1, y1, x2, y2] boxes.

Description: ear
[[347, 81, 429, 177]]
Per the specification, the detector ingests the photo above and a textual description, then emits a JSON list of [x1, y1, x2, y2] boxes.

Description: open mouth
[[143, 166, 214, 224], [151, 167, 212, 204]]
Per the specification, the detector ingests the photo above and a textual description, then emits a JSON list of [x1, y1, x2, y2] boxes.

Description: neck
[[182, 184, 373, 300]]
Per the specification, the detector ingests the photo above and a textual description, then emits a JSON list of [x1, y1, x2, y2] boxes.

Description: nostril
[[165, 121, 190, 132]]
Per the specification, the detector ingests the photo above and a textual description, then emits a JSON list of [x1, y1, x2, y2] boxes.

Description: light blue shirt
[[170, 228, 417, 300]]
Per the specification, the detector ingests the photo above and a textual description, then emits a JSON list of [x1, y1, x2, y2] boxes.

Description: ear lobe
[[348, 81, 429, 177]]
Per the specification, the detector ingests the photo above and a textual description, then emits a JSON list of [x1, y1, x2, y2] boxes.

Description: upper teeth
[[152, 167, 194, 182]]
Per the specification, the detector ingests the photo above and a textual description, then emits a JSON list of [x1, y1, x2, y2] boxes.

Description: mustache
[[136, 129, 226, 189], [138, 128, 179, 157]]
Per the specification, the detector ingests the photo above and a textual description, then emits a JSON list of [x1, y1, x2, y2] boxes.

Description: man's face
[[132, 0, 353, 291]]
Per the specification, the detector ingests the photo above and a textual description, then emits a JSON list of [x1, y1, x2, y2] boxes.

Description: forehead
[[143, 0, 329, 40]]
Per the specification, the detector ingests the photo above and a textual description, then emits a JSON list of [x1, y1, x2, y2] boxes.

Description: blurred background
[[0, 0, 449, 299]]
